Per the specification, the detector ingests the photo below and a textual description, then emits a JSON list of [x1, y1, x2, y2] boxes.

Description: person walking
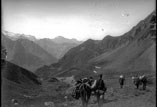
[[95, 74, 107, 107], [119, 75, 125, 88]]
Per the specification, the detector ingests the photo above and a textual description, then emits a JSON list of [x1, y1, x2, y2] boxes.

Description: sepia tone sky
[[2, 0, 155, 40]]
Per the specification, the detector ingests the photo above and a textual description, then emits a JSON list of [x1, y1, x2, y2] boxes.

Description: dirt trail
[[65, 86, 155, 107], [57, 77, 156, 107], [3, 77, 155, 107]]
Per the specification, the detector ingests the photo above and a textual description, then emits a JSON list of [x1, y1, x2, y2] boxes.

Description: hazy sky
[[2, 0, 155, 40]]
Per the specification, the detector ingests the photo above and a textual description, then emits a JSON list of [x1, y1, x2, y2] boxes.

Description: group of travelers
[[72, 73, 147, 107], [72, 74, 106, 107], [119, 74, 147, 90], [131, 74, 147, 90]]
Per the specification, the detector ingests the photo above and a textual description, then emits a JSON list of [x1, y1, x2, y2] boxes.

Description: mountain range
[[2, 31, 82, 71], [35, 37, 82, 59], [35, 10, 156, 80]]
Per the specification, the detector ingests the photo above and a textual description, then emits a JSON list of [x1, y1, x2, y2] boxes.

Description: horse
[[132, 76, 141, 89], [132, 75, 147, 90], [72, 78, 92, 107], [79, 82, 92, 107], [139, 75, 147, 90], [72, 77, 107, 107]]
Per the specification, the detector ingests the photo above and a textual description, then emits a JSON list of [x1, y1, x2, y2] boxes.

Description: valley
[[1, 7, 156, 107]]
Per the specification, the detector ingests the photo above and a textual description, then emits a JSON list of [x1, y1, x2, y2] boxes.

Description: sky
[[2, 0, 155, 41]]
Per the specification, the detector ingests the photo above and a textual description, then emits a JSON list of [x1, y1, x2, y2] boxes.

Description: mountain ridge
[[35, 10, 156, 79], [2, 34, 57, 72], [2, 31, 82, 59]]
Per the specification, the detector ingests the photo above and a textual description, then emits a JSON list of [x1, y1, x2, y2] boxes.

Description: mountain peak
[[52, 36, 81, 44], [54, 36, 66, 39], [2, 30, 37, 41]]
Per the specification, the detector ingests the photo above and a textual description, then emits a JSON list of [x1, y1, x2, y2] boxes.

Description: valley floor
[[2, 76, 156, 107]]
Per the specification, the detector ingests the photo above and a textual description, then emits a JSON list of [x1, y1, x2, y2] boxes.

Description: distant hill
[[1, 60, 41, 85], [35, 10, 156, 79], [35, 38, 82, 59], [1, 60, 41, 106], [1, 34, 57, 72], [2, 31, 82, 59], [2, 30, 37, 41], [52, 36, 81, 44]]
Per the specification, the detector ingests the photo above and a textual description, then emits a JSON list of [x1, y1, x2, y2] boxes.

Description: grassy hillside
[[1, 60, 41, 107]]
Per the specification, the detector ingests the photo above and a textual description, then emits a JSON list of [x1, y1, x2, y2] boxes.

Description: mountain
[[89, 11, 156, 75], [1, 34, 57, 72], [35, 11, 156, 79], [52, 36, 81, 44], [2, 31, 82, 59], [2, 31, 37, 41], [1, 59, 41, 106], [36, 38, 82, 59]]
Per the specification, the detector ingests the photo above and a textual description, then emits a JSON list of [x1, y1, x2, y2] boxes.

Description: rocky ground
[[2, 75, 156, 107]]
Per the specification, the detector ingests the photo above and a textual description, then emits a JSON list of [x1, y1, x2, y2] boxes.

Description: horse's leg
[[81, 97, 85, 107], [136, 84, 139, 89], [84, 96, 88, 107], [85, 100, 87, 107], [143, 82, 146, 90], [86, 93, 90, 107]]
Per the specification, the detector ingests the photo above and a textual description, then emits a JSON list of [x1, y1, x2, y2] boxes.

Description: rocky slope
[[35, 10, 156, 79], [36, 38, 81, 59], [1, 34, 57, 72], [2, 31, 82, 59], [1, 59, 41, 107]]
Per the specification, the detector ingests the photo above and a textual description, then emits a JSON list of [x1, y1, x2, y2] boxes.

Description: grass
[[1, 72, 156, 107]]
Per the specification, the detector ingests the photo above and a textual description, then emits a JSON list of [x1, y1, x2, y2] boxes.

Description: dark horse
[[140, 75, 147, 90], [132, 75, 147, 90], [79, 82, 91, 107], [72, 76, 107, 107], [72, 78, 92, 107]]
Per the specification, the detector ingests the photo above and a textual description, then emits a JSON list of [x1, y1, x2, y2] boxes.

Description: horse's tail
[[79, 83, 90, 101], [79, 84, 86, 100]]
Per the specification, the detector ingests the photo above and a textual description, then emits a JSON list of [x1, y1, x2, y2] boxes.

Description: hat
[[120, 75, 123, 78]]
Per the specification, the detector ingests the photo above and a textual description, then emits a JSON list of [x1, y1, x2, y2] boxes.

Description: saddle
[[72, 80, 91, 99]]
